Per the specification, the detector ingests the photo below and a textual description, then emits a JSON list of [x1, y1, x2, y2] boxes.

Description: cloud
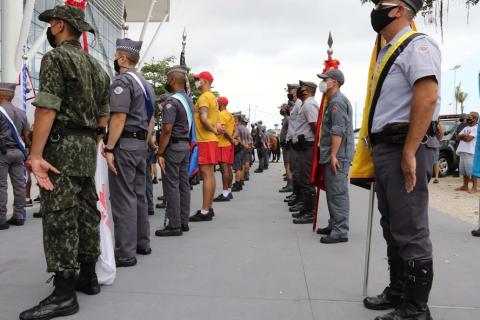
[[128, 0, 480, 127]]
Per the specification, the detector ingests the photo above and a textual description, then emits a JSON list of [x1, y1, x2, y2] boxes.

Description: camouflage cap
[[0, 82, 17, 93], [39, 5, 94, 34]]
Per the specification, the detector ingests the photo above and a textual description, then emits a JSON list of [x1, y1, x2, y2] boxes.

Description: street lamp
[[450, 64, 461, 114]]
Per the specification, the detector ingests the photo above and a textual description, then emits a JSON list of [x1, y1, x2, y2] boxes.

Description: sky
[[129, 0, 480, 129]]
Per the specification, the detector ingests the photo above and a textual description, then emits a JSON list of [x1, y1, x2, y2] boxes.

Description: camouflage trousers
[[40, 174, 100, 273]]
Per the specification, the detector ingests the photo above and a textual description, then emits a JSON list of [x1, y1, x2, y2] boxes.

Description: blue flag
[[472, 125, 480, 178]]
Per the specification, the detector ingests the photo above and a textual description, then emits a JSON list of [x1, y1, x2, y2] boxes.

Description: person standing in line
[[455, 112, 478, 193]]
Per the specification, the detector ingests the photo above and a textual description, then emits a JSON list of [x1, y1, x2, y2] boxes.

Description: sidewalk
[[0, 163, 479, 320]]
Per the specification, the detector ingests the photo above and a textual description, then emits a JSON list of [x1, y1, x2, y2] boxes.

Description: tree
[[455, 82, 468, 115], [140, 56, 176, 97]]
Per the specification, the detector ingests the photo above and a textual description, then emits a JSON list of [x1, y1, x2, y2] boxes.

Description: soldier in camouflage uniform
[[20, 5, 110, 320]]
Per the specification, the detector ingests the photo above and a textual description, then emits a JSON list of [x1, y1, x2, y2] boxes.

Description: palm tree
[[455, 83, 469, 115]]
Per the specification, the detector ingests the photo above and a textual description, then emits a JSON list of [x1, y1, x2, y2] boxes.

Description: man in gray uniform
[[285, 84, 303, 207], [105, 38, 155, 267], [155, 65, 192, 237], [279, 103, 293, 193], [316, 70, 354, 244], [363, 1, 440, 319], [0, 83, 27, 229], [292, 81, 319, 224]]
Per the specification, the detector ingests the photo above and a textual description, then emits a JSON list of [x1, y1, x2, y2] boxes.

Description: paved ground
[[1, 163, 479, 320]]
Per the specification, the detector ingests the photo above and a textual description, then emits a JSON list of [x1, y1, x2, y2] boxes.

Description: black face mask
[[165, 82, 173, 93], [370, 6, 398, 33], [114, 59, 121, 73], [296, 88, 303, 99], [287, 93, 294, 101], [46, 27, 57, 48]]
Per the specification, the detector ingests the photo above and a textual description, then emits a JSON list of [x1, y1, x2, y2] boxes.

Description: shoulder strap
[[367, 32, 424, 136], [171, 93, 193, 133], [0, 106, 26, 155], [125, 72, 154, 122]]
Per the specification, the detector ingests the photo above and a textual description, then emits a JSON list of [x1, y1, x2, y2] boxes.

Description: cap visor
[[38, 9, 54, 23], [317, 74, 328, 79]]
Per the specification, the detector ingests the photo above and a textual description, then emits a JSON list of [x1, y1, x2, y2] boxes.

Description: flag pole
[[362, 182, 375, 297]]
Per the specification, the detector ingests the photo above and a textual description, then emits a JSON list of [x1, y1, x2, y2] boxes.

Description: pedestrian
[[0, 83, 27, 229], [432, 121, 445, 183], [155, 65, 192, 236], [254, 122, 265, 173], [20, 5, 110, 319], [363, 1, 441, 319], [104, 38, 155, 268], [189, 71, 224, 222], [455, 112, 478, 193], [291, 81, 319, 225], [316, 69, 354, 243], [214, 96, 235, 202]]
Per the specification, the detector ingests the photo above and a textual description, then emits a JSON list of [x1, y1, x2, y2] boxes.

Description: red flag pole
[[65, 0, 89, 53], [310, 33, 341, 232]]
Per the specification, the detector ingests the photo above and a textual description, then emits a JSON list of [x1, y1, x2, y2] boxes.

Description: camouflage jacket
[[32, 40, 110, 177]]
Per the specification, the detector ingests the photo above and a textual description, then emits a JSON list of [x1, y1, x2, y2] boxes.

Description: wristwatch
[[96, 127, 107, 136], [104, 146, 115, 153]]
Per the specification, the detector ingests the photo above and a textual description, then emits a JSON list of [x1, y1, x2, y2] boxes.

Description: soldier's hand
[[158, 156, 166, 173], [401, 153, 416, 193], [330, 155, 340, 175], [106, 153, 118, 175], [31, 157, 60, 191]]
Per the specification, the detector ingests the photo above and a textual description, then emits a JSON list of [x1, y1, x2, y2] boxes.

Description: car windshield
[[441, 120, 458, 136]]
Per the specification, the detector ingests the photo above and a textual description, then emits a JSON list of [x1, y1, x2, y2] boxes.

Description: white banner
[[95, 141, 116, 285]]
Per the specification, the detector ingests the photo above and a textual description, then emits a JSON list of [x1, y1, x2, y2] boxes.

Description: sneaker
[[33, 196, 40, 203], [189, 210, 213, 222], [155, 226, 183, 237], [320, 236, 349, 244], [472, 229, 480, 237], [25, 199, 33, 207], [213, 194, 230, 202], [228, 193, 233, 200]]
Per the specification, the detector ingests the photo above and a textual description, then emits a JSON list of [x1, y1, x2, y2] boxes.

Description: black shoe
[[155, 226, 183, 237], [245, 175, 250, 181], [148, 210, 155, 216], [316, 227, 332, 235], [292, 211, 307, 219], [136, 247, 152, 255], [156, 202, 167, 209], [181, 224, 190, 232], [289, 203, 304, 212], [157, 196, 165, 201], [189, 210, 213, 222], [8, 218, 25, 226], [76, 262, 100, 295], [33, 196, 41, 203], [364, 287, 403, 311], [228, 193, 233, 200], [279, 186, 293, 193], [26, 199, 33, 207], [213, 194, 230, 202], [33, 211, 43, 218], [320, 236, 348, 244], [209, 208, 215, 217], [115, 257, 137, 267], [232, 182, 242, 192], [20, 273, 79, 320], [0, 223, 10, 230], [472, 229, 480, 237], [254, 169, 263, 173], [152, 178, 158, 184], [292, 214, 313, 224]]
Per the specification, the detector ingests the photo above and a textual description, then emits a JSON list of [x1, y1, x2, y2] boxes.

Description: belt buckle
[[421, 135, 429, 145]]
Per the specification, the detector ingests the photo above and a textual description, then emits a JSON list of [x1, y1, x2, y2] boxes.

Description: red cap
[[217, 97, 229, 106], [193, 71, 214, 83]]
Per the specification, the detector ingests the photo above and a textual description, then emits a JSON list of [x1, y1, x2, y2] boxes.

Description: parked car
[[438, 114, 466, 177]]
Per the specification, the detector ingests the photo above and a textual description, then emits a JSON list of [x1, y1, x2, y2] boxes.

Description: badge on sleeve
[[114, 86, 124, 95], [332, 105, 337, 113]]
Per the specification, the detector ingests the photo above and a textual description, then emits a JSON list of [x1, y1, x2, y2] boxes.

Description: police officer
[[20, 5, 110, 320], [279, 103, 293, 193], [363, 1, 440, 319], [292, 81, 319, 224], [0, 83, 27, 229], [155, 66, 192, 237], [254, 121, 265, 173], [262, 125, 269, 170], [316, 70, 354, 244], [105, 38, 155, 267]]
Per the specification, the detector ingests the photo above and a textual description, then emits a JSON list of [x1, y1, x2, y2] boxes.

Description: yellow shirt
[[218, 109, 235, 147], [194, 91, 219, 142]]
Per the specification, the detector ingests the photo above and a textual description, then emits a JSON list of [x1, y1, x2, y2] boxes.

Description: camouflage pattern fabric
[[38, 5, 94, 34], [41, 175, 100, 272], [32, 40, 110, 177]]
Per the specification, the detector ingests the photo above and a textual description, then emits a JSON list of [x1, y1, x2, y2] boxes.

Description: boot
[[292, 189, 315, 224], [375, 260, 433, 320], [289, 202, 304, 212], [364, 246, 404, 310], [231, 182, 242, 192], [76, 262, 100, 295], [20, 272, 79, 320]]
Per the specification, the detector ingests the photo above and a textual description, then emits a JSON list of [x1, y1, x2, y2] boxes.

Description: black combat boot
[[292, 189, 315, 224], [76, 262, 101, 295], [364, 246, 404, 310], [20, 272, 79, 320], [375, 260, 433, 320]]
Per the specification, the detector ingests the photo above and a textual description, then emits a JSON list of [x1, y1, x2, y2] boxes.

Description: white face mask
[[195, 80, 201, 89], [319, 81, 329, 93]]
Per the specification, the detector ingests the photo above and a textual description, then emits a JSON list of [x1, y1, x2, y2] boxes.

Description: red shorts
[[218, 145, 234, 165], [198, 141, 219, 165]]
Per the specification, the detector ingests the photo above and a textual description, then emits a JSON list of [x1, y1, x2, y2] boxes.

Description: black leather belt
[[171, 137, 190, 143], [121, 130, 147, 140], [304, 141, 315, 147], [371, 122, 437, 147]]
